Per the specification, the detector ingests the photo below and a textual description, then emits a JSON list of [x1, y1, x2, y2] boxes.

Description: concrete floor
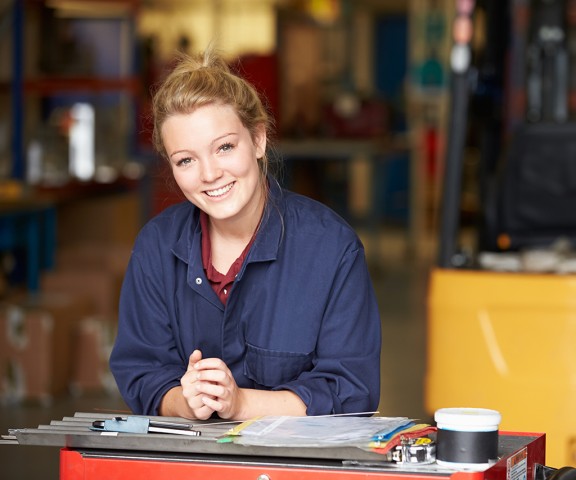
[[0, 226, 436, 480]]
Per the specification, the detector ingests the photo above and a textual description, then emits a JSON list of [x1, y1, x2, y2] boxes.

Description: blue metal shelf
[[11, 0, 24, 180]]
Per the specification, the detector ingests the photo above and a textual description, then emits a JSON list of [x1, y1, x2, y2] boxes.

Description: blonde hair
[[151, 45, 274, 179]]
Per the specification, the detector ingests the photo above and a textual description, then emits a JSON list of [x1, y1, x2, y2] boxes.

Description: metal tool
[[91, 416, 201, 436], [387, 437, 436, 465]]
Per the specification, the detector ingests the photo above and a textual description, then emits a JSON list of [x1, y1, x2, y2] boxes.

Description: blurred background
[[1, 0, 576, 477]]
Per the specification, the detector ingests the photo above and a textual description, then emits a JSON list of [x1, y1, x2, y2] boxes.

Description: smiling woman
[[109, 45, 382, 422]]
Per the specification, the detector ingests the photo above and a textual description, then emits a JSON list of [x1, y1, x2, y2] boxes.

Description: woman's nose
[[200, 158, 223, 182]]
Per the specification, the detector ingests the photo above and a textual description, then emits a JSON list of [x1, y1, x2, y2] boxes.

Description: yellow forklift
[[425, 0, 576, 468]]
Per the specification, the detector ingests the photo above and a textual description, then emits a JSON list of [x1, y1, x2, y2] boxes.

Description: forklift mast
[[437, 0, 478, 268], [437, 0, 574, 266]]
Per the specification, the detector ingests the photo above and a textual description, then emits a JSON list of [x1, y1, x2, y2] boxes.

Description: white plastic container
[[69, 102, 95, 181], [434, 407, 502, 470]]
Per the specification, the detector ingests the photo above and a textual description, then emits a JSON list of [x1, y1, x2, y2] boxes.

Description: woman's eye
[[218, 142, 234, 153], [175, 157, 192, 167]]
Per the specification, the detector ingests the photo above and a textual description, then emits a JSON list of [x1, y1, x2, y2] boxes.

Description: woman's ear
[[254, 124, 267, 159]]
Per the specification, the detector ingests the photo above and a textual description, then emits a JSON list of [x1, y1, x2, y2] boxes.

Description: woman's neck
[[207, 186, 266, 273]]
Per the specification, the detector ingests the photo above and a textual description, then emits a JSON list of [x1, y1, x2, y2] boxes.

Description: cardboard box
[[55, 242, 132, 276], [42, 242, 130, 317], [56, 191, 141, 248], [41, 268, 123, 318], [0, 293, 93, 404], [69, 315, 119, 396]]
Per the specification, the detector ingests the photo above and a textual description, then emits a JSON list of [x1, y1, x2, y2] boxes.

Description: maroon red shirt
[[200, 210, 256, 305]]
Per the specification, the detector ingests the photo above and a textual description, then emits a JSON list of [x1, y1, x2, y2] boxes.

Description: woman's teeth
[[206, 183, 233, 197]]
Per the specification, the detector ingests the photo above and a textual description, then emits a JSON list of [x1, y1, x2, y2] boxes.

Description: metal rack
[[6, 0, 141, 182]]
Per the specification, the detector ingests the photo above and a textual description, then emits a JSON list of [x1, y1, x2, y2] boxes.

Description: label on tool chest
[[507, 447, 528, 480]]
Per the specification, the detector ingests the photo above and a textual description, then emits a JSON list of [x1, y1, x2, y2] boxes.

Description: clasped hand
[[180, 349, 244, 420]]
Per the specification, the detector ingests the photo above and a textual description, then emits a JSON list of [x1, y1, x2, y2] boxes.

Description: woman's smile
[[205, 181, 235, 198]]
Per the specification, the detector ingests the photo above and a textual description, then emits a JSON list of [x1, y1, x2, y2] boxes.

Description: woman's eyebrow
[[210, 132, 237, 146]]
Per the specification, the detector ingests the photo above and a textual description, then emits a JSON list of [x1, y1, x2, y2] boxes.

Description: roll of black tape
[[437, 429, 499, 463], [435, 408, 501, 470]]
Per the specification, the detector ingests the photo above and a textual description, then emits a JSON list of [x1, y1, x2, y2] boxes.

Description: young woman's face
[[162, 103, 266, 225]]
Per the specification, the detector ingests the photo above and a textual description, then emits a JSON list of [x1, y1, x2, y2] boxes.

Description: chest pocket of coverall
[[244, 343, 313, 388]]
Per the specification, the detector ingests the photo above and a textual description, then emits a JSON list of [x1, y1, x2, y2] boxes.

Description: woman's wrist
[[233, 389, 306, 420], [159, 386, 195, 419]]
